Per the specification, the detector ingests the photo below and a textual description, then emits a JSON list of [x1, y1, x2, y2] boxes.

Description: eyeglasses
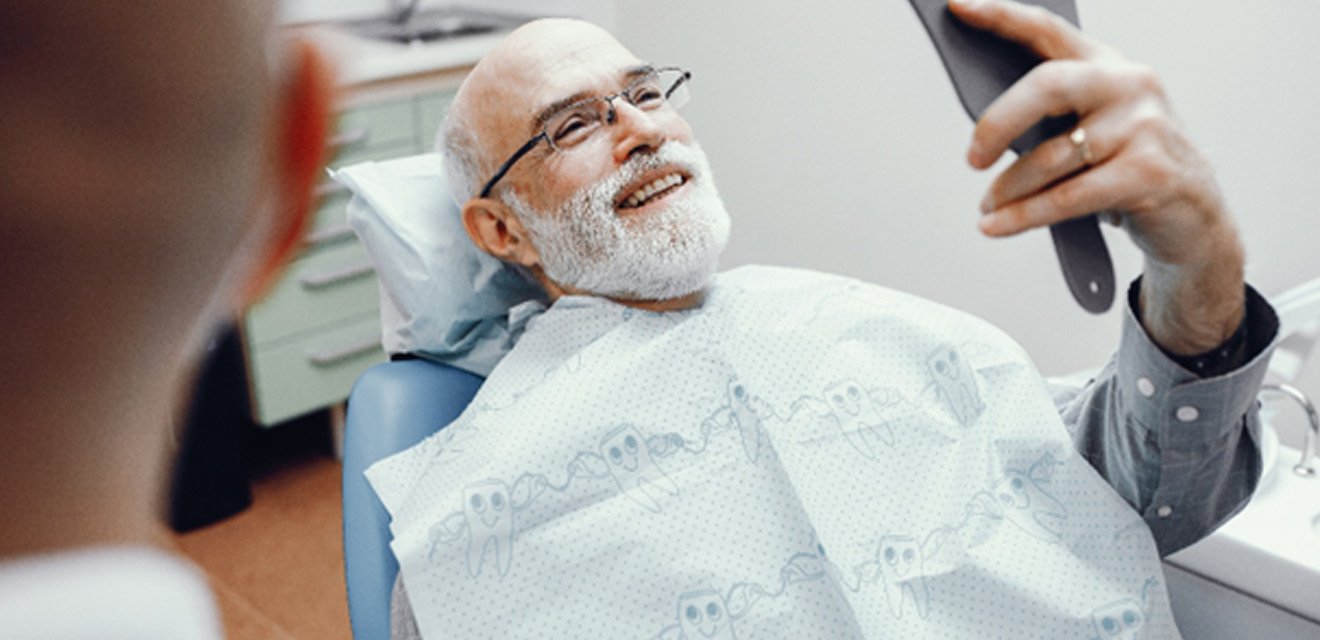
[[477, 66, 692, 198]]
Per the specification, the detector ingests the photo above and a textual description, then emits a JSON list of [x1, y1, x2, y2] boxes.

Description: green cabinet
[[242, 86, 458, 426]]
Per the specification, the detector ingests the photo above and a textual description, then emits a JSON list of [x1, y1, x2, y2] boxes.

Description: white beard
[[507, 140, 731, 301]]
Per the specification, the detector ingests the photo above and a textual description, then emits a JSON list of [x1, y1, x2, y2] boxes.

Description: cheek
[[668, 115, 695, 143], [520, 113, 697, 209], [514, 151, 601, 213]]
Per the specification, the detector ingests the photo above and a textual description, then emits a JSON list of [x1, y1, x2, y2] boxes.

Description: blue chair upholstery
[[342, 359, 483, 639]]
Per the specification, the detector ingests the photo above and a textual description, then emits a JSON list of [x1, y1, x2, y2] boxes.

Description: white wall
[[615, 0, 1320, 375]]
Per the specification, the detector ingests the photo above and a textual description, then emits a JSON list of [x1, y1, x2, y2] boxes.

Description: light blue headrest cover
[[331, 153, 547, 376]]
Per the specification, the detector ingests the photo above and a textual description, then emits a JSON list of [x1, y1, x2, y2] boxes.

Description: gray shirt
[[1052, 281, 1277, 556]]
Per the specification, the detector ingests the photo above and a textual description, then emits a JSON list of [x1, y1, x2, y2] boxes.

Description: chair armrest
[[341, 359, 483, 639]]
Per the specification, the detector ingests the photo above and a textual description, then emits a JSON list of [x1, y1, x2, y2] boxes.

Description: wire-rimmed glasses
[[477, 66, 691, 198]]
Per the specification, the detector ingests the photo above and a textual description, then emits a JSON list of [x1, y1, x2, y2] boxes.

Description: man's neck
[[611, 289, 706, 312], [536, 274, 708, 312]]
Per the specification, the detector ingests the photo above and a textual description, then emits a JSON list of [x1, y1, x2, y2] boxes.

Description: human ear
[[241, 38, 333, 304], [461, 198, 541, 268]]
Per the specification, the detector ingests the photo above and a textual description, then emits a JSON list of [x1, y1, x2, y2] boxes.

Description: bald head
[[442, 18, 651, 199]]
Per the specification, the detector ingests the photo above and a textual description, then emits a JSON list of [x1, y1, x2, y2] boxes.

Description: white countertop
[[294, 25, 505, 87], [1166, 443, 1320, 623]]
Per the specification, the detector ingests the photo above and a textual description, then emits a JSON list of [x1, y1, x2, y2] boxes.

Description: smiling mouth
[[618, 171, 689, 210]]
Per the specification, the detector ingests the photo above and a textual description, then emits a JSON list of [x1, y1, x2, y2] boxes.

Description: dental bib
[[367, 265, 1178, 639]]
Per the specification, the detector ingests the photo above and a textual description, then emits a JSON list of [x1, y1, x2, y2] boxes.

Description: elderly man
[[0, 2, 330, 637], [377, 1, 1276, 637]]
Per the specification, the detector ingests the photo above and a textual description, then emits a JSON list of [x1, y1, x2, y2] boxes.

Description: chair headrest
[[331, 153, 546, 376]]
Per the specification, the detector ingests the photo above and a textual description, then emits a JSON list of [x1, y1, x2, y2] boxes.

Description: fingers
[[947, 0, 1096, 61], [979, 114, 1115, 213], [978, 157, 1128, 237], [968, 60, 1110, 168]]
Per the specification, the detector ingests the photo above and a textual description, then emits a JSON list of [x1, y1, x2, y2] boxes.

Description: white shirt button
[[1176, 406, 1199, 423], [1137, 377, 1156, 397], [1157, 505, 1174, 518]]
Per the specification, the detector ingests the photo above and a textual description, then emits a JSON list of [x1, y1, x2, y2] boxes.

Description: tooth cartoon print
[[821, 379, 896, 458], [1089, 598, 1145, 640], [874, 535, 931, 620], [655, 550, 829, 640], [675, 589, 737, 640], [925, 344, 985, 427], [985, 454, 1069, 543], [726, 377, 768, 462], [461, 478, 516, 578], [600, 424, 680, 513], [813, 538, 863, 593]]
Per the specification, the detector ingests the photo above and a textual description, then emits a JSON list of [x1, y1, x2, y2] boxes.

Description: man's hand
[[950, 0, 1245, 355]]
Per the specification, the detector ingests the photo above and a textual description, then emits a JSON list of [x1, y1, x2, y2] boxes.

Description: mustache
[[602, 142, 701, 202]]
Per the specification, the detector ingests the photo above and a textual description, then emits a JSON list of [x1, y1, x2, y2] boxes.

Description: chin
[[523, 140, 733, 302]]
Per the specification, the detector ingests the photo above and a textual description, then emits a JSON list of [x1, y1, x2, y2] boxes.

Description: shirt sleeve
[[1050, 279, 1279, 556]]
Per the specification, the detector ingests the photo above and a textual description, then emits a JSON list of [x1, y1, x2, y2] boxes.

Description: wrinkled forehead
[[467, 21, 647, 151]]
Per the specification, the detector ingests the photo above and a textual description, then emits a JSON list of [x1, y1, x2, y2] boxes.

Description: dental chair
[[333, 153, 544, 639], [341, 358, 482, 639]]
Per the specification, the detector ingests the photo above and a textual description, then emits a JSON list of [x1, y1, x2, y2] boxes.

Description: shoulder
[[0, 546, 222, 638]]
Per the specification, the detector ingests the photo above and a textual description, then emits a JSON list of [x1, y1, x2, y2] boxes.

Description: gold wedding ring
[[1069, 127, 1094, 166]]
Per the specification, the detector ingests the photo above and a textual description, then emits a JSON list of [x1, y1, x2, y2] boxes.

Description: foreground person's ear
[[462, 197, 541, 268], [241, 38, 334, 305]]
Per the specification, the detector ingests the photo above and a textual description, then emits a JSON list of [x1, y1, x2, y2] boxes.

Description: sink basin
[[344, 8, 533, 45]]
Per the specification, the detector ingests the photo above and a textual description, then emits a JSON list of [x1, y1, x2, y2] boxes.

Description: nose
[[608, 99, 666, 164]]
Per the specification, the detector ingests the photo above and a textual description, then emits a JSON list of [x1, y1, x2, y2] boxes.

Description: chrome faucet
[[1261, 383, 1319, 478]]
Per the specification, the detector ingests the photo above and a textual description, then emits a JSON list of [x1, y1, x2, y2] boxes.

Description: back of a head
[[0, 0, 328, 558], [0, 2, 271, 409]]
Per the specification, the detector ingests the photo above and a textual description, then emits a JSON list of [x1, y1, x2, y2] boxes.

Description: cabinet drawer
[[310, 137, 421, 249], [415, 89, 458, 151], [248, 313, 386, 425], [303, 188, 356, 248], [330, 138, 419, 170], [245, 240, 380, 346], [332, 99, 418, 159]]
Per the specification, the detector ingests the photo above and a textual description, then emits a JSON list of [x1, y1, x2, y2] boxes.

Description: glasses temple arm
[[478, 133, 547, 198], [664, 71, 692, 100]]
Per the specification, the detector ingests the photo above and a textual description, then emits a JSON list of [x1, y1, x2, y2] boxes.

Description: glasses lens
[[624, 71, 666, 108], [545, 100, 604, 149], [543, 68, 690, 151], [623, 68, 690, 111]]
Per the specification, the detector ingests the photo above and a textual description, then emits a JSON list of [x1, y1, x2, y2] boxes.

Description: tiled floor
[[168, 418, 351, 639]]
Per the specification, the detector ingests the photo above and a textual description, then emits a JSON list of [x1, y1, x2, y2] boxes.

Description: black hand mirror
[[908, 0, 1115, 313]]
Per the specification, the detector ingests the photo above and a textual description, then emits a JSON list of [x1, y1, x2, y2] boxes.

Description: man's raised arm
[[946, 0, 1279, 554]]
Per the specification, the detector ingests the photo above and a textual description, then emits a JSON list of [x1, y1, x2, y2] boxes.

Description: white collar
[[0, 545, 222, 639]]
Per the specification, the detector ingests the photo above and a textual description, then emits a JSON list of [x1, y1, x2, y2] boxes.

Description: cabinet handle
[[330, 127, 371, 149], [315, 181, 349, 199], [299, 260, 374, 289], [307, 335, 380, 367], [304, 222, 356, 247]]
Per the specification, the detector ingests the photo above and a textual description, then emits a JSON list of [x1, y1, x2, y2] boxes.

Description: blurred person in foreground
[[0, 2, 331, 637]]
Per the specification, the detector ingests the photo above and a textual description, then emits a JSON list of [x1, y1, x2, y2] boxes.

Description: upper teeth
[[622, 173, 684, 208]]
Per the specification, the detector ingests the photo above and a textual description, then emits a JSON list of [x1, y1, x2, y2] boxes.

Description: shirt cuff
[[1117, 279, 1278, 450]]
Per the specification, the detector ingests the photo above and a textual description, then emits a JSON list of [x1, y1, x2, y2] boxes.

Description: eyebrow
[[529, 63, 657, 136]]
